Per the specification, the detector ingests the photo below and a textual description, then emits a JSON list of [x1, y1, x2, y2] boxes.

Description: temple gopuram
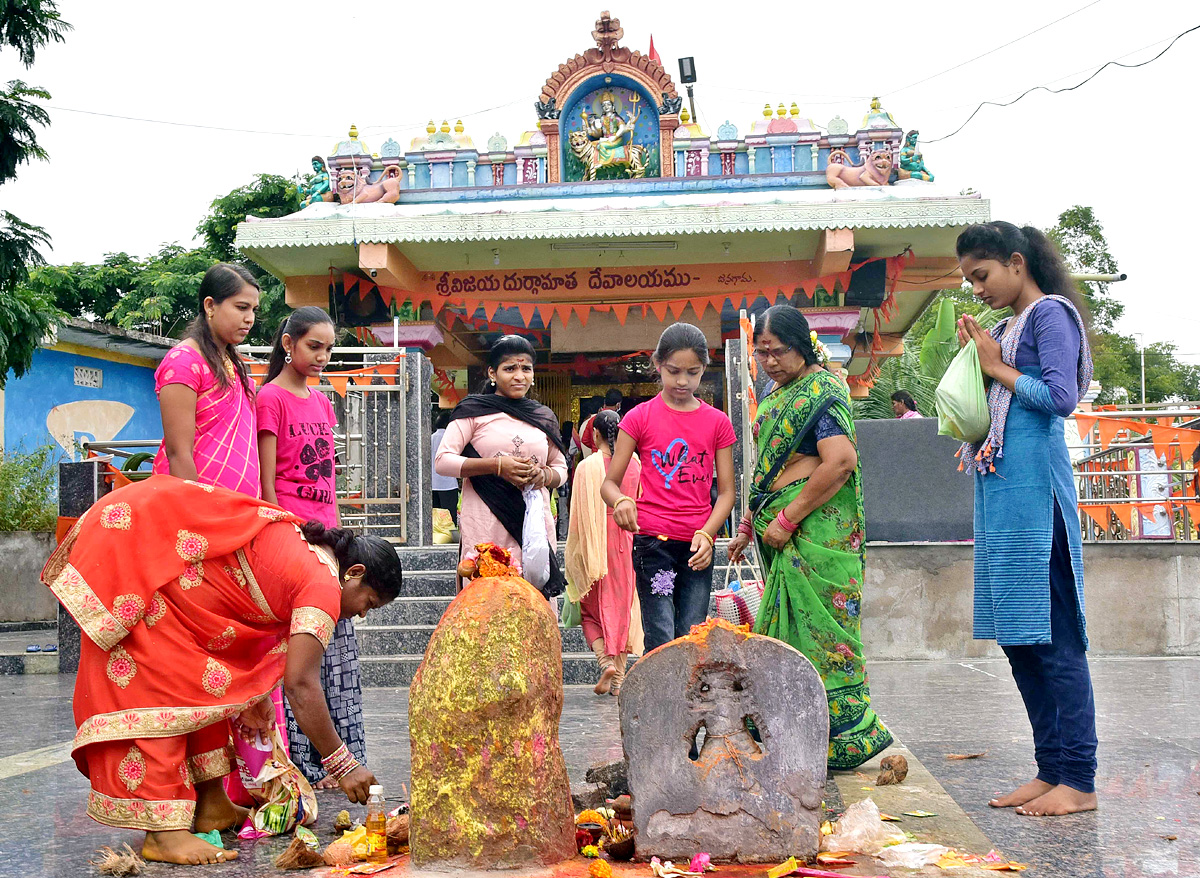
[[235, 10, 989, 421]]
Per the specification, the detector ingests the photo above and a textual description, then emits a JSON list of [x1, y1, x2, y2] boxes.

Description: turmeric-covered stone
[[409, 574, 575, 868]]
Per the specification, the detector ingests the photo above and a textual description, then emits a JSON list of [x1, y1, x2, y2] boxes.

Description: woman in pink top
[[256, 307, 366, 791], [153, 263, 261, 496], [602, 323, 736, 652], [435, 335, 569, 595]]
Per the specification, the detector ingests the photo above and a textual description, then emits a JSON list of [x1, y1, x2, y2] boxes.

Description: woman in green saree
[[727, 305, 892, 770]]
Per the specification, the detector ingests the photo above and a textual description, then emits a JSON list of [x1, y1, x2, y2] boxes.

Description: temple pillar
[[539, 119, 560, 183], [659, 114, 680, 177]]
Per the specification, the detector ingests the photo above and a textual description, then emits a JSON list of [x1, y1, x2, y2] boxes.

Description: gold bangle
[[614, 495, 636, 513], [693, 529, 714, 548], [496, 457, 502, 476]]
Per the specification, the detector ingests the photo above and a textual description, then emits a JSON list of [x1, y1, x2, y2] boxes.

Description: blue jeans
[[1001, 501, 1098, 794], [633, 535, 713, 652]]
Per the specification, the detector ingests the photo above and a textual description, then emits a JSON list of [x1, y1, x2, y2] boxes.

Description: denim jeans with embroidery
[[633, 535, 713, 652]]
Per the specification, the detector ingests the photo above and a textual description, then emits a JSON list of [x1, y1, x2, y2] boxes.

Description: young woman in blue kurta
[[956, 221, 1098, 818]]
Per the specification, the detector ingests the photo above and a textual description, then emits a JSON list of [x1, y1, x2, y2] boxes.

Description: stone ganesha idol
[[618, 619, 829, 863]]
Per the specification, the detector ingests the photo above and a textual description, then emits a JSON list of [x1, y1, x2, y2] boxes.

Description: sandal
[[25, 645, 41, 653], [43, 644, 58, 653]]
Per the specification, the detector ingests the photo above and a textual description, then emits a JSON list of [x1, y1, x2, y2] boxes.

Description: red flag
[[649, 35, 662, 66]]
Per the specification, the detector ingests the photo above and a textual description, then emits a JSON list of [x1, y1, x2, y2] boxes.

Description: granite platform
[[5, 658, 1198, 876]]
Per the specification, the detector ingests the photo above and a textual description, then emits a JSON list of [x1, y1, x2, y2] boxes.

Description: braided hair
[[592, 409, 621, 454], [300, 520, 403, 600]]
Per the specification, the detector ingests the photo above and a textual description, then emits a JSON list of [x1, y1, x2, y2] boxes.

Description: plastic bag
[[560, 596, 582, 628], [935, 339, 991, 443], [233, 726, 317, 837], [431, 508, 454, 544], [713, 580, 764, 627], [878, 843, 949, 869], [820, 798, 906, 855], [521, 485, 551, 589]]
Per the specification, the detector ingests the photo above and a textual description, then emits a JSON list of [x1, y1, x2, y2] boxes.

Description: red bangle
[[775, 510, 799, 534], [737, 519, 754, 537]]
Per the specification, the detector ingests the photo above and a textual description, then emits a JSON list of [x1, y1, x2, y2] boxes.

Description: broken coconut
[[876, 754, 909, 786]]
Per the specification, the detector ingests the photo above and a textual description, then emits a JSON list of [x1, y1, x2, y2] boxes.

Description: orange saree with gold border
[[42, 476, 341, 831]]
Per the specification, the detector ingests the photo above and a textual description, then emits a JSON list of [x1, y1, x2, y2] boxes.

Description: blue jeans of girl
[[633, 535, 713, 652]]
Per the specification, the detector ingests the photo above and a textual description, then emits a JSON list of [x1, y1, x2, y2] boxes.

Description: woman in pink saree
[[152, 263, 261, 497]]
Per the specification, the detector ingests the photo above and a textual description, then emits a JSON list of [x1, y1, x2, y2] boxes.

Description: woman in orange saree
[[42, 476, 403, 866]]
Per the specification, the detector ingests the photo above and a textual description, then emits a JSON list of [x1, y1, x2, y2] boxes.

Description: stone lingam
[[408, 569, 576, 870], [619, 618, 829, 863]]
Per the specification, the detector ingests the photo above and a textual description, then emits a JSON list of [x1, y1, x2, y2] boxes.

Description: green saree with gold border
[[749, 369, 892, 770]]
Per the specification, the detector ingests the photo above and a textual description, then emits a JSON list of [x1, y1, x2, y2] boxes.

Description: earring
[[285, 352, 292, 364], [343, 573, 351, 581]]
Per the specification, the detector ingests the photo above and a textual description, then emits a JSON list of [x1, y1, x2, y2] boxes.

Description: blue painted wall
[[3, 348, 162, 461]]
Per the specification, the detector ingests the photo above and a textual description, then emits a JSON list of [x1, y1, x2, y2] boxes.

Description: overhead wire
[[883, 0, 1104, 98], [923, 22, 1200, 143]]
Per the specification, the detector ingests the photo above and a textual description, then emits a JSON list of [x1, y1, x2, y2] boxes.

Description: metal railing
[[1072, 410, 1199, 542]]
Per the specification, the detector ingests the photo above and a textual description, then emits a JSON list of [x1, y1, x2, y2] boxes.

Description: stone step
[[356, 623, 591, 655], [367, 592, 731, 628], [359, 652, 635, 687]]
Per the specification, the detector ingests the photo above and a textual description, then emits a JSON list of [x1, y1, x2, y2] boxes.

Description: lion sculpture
[[825, 148, 894, 189], [335, 166, 401, 204], [567, 129, 648, 182]]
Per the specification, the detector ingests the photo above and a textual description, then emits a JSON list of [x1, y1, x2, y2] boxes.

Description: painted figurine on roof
[[299, 156, 334, 208], [570, 90, 649, 181], [898, 130, 934, 182]]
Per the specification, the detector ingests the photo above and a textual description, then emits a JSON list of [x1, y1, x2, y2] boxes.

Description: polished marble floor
[[5, 657, 1198, 877]]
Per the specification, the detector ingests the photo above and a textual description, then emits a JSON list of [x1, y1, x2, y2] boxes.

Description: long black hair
[[185, 263, 259, 394], [300, 520, 403, 601], [265, 307, 335, 383], [754, 305, 821, 366], [592, 409, 620, 453], [891, 390, 918, 411], [653, 322, 710, 367], [955, 221, 1085, 317]]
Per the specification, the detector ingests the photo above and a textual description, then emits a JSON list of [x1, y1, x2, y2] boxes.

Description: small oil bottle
[[365, 784, 387, 864]]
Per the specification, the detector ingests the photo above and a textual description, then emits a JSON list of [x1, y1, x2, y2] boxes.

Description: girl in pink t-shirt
[[257, 308, 365, 790], [602, 323, 736, 652]]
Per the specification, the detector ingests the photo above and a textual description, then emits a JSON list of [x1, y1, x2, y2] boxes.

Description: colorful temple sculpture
[[236, 10, 989, 418]]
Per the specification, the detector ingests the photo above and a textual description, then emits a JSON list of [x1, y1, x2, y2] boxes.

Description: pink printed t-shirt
[[152, 343, 260, 497], [256, 383, 339, 527], [619, 394, 736, 542]]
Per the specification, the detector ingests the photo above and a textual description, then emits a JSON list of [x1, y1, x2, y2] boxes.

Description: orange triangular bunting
[[573, 304, 591, 327], [377, 286, 395, 306], [1096, 417, 1124, 451], [427, 296, 447, 315], [516, 302, 536, 326], [1080, 505, 1110, 531], [326, 374, 349, 397], [1175, 427, 1200, 465], [648, 300, 670, 321], [611, 303, 631, 325], [1110, 502, 1134, 531], [482, 300, 502, 322], [1149, 425, 1178, 463], [1075, 413, 1098, 442]]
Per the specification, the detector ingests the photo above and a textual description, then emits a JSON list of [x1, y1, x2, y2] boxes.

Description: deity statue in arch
[[585, 90, 640, 165]]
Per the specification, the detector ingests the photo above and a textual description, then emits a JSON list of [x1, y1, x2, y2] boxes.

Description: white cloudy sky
[[3, 1, 1197, 360]]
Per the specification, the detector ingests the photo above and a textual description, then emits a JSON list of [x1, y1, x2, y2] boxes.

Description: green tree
[[0, 2, 69, 385], [1046, 206, 1122, 332]]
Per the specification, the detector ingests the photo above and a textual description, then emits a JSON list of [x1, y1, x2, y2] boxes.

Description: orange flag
[[1176, 427, 1200, 466], [572, 304, 591, 327], [1149, 426, 1178, 463], [350, 369, 376, 386], [1080, 505, 1110, 531], [326, 374, 349, 397], [648, 300, 671, 321], [1074, 413, 1098, 442], [1110, 502, 1134, 530], [515, 302, 537, 326], [1096, 418, 1125, 451], [611, 303, 632, 325]]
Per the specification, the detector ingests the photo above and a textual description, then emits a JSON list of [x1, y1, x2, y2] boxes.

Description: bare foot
[[315, 776, 340, 790], [989, 778, 1054, 808], [1016, 784, 1097, 817], [194, 779, 250, 833], [143, 830, 238, 865], [594, 666, 617, 695]]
